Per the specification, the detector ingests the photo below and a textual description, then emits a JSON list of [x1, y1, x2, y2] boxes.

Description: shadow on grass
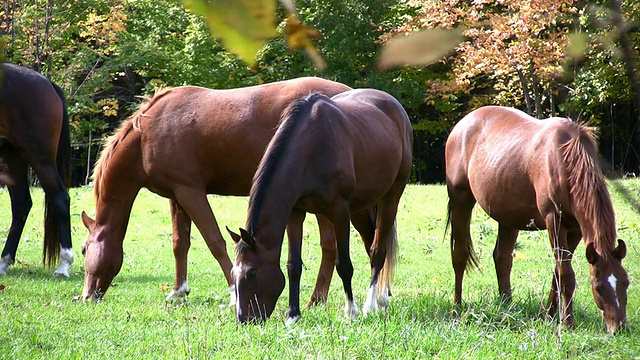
[[5, 264, 84, 280]]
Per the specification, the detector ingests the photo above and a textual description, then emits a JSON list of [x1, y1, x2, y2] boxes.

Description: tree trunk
[[516, 66, 533, 115]]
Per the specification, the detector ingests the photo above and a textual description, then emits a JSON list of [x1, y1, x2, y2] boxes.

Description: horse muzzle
[[82, 274, 111, 301]]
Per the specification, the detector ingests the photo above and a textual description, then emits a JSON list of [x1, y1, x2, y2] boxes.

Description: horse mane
[[247, 93, 327, 233], [560, 121, 616, 257], [92, 88, 174, 199]]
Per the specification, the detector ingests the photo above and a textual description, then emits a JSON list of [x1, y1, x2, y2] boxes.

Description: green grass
[[1, 181, 639, 359]]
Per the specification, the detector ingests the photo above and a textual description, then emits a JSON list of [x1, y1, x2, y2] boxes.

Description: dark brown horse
[[0, 63, 72, 276], [228, 89, 413, 324], [80, 77, 351, 310], [445, 106, 628, 333]]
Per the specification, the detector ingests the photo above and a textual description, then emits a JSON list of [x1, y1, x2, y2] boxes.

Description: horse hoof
[[165, 292, 184, 302], [0, 255, 14, 275], [53, 271, 70, 278], [285, 315, 300, 327], [344, 300, 360, 321]]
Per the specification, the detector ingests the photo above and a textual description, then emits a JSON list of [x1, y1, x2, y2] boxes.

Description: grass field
[[0, 181, 639, 359]]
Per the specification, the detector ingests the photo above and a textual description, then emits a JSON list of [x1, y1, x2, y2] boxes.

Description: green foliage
[[2, 0, 640, 180]]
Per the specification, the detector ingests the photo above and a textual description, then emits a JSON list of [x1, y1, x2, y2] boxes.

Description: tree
[[386, 0, 578, 119]]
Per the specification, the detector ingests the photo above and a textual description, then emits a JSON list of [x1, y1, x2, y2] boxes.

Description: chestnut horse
[[445, 106, 628, 333], [0, 63, 73, 276], [228, 89, 413, 324], [80, 77, 351, 309]]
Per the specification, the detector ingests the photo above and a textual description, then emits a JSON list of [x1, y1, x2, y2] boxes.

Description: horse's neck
[[247, 162, 307, 251], [95, 186, 140, 241]]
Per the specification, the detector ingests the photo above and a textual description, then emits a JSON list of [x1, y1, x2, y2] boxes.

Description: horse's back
[[0, 64, 63, 153], [446, 106, 577, 229], [330, 89, 412, 141], [308, 89, 413, 210], [133, 77, 350, 196]]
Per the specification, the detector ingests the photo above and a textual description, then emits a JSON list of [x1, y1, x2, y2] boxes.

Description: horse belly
[[476, 187, 546, 230]]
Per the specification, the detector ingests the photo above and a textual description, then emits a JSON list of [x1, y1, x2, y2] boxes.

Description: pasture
[[1, 181, 639, 358]]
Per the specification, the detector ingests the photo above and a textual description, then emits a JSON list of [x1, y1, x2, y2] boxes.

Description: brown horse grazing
[[445, 105, 628, 334], [80, 77, 351, 307], [228, 88, 413, 324], [0, 63, 73, 277]]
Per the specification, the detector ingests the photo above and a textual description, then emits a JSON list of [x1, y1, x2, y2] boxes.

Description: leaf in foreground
[[284, 15, 326, 70], [566, 32, 589, 60], [183, 0, 277, 65], [378, 28, 464, 70]]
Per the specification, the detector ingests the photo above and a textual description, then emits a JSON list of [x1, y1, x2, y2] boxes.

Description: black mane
[[247, 93, 327, 233]]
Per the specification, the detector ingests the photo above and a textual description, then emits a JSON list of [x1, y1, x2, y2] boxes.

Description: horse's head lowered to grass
[[228, 228, 285, 323], [80, 211, 123, 300]]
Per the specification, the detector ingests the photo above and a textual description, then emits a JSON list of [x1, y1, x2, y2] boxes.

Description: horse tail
[[371, 204, 399, 298], [51, 82, 72, 187], [446, 199, 479, 271], [43, 81, 71, 266]]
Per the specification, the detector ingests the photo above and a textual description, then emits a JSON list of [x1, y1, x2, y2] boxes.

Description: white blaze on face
[[231, 262, 243, 314], [607, 274, 620, 309]]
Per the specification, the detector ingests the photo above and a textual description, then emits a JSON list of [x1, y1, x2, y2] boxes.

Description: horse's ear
[[586, 242, 599, 265], [239, 228, 255, 248], [614, 239, 627, 260], [81, 211, 95, 230], [226, 226, 241, 244]]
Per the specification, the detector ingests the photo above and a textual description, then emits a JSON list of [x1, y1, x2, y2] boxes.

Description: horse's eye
[[246, 268, 257, 281], [594, 284, 605, 293], [81, 244, 86, 256]]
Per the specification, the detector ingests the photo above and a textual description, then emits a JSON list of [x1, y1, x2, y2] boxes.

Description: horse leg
[[544, 219, 565, 321], [331, 204, 358, 320], [165, 199, 192, 301], [544, 219, 577, 328], [363, 198, 400, 315], [494, 225, 518, 302], [0, 157, 31, 275], [448, 193, 476, 305], [172, 186, 234, 304], [285, 209, 306, 326], [307, 214, 336, 307], [545, 226, 580, 328], [350, 208, 378, 314], [29, 160, 72, 277]]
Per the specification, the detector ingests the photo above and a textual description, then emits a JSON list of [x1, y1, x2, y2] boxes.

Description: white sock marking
[[363, 284, 378, 316], [165, 280, 190, 301], [0, 254, 14, 275], [344, 296, 360, 321], [54, 247, 74, 277]]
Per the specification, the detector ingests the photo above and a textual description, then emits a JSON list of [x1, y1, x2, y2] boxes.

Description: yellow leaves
[[97, 98, 119, 117], [182, 0, 276, 66], [79, 6, 127, 48], [378, 28, 464, 70]]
